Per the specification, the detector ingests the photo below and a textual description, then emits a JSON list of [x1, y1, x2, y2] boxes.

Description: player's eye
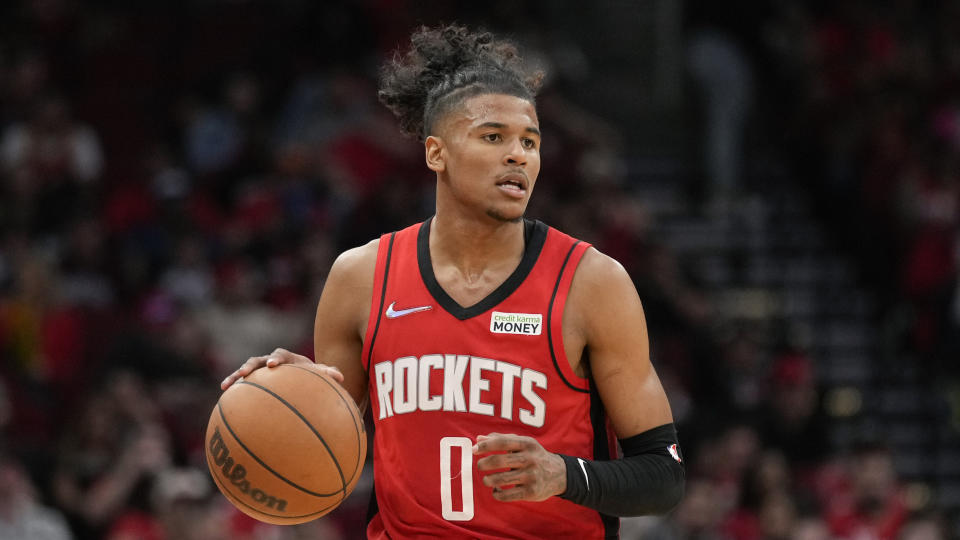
[[483, 133, 502, 142], [522, 138, 537, 149]]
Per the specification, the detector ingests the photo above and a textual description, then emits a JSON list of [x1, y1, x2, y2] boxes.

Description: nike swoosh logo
[[385, 302, 433, 319], [577, 458, 590, 491]]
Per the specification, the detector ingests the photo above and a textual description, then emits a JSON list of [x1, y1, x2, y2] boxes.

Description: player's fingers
[[482, 469, 528, 488], [476, 451, 529, 472], [315, 364, 344, 383], [472, 433, 530, 455], [269, 348, 301, 362], [491, 485, 532, 502], [220, 355, 269, 390], [268, 348, 312, 367]]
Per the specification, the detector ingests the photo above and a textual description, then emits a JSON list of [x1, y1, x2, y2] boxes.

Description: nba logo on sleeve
[[490, 312, 543, 336], [668, 444, 682, 463]]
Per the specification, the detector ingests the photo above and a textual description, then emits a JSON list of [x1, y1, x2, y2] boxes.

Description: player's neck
[[429, 212, 525, 280]]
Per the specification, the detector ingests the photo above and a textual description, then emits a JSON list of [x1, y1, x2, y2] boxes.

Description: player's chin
[[486, 203, 528, 223]]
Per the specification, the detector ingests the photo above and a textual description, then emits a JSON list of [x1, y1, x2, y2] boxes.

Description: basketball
[[205, 364, 366, 525]]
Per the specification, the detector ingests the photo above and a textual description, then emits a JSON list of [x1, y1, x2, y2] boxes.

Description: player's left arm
[[557, 247, 685, 515], [474, 248, 685, 515]]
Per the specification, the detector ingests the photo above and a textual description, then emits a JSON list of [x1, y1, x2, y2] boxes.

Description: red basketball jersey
[[361, 218, 619, 539]]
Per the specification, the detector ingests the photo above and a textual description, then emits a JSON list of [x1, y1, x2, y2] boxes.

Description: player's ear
[[425, 135, 445, 173]]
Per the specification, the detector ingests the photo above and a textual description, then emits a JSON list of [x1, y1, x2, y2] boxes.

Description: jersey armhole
[[547, 241, 592, 393], [361, 232, 396, 373]]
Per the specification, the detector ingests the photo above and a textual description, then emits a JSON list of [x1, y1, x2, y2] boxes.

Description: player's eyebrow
[[478, 121, 541, 137]]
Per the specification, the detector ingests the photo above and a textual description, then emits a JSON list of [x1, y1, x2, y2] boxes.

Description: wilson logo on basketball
[[209, 427, 288, 512]]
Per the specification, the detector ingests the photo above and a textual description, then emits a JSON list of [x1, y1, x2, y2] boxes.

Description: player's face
[[431, 93, 541, 223]]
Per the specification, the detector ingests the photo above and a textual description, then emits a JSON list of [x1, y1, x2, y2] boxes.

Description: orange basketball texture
[[205, 364, 366, 524]]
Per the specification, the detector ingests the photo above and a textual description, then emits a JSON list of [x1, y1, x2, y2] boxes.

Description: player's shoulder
[[572, 246, 632, 291], [566, 246, 645, 341], [539, 222, 634, 295], [328, 238, 380, 285], [565, 246, 640, 324], [335, 238, 380, 266]]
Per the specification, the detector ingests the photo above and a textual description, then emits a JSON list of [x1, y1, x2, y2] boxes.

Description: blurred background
[[0, 0, 958, 538]]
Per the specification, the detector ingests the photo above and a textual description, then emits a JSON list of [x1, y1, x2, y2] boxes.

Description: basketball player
[[221, 24, 685, 539]]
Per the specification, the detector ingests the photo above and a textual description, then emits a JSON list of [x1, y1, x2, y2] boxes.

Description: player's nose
[[503, 138, 528, 167]]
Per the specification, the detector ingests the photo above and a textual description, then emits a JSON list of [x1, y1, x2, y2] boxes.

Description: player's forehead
[[450, 93, 539, 132]]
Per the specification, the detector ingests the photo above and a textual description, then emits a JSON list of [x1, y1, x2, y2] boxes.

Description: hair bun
[[378, 24, 543, 141]]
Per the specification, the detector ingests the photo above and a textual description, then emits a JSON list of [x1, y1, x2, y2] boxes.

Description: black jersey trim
[[547, 241, 590, 393], [589, 378, 621, 538], [365, 232, 396, 372], [365, 417, 379, 529], [417, 217, 548, 321], [366, 475, 379, 527]]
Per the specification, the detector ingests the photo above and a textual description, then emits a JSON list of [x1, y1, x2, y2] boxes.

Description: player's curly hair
[[378, 24, 544, 141]]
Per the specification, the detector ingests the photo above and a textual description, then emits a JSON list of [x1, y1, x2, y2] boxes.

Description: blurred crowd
[[761, 0, 960, 381], [0, 1, 957, 539]]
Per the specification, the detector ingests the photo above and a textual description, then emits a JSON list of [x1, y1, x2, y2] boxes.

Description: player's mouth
[[496, 172, 528, 199]]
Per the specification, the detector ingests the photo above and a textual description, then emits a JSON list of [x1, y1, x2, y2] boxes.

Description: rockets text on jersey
[[372, 354, 547, 427]]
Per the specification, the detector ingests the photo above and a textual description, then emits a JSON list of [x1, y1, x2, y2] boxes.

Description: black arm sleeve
[[558, 423, 685, 516]]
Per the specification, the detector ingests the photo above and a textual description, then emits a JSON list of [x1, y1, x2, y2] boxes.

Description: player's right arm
[[311, 239, 378, 408], [220, 239, 379, 411]]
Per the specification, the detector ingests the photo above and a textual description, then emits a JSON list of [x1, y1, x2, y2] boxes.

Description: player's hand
[[473, 433, 567, 502], [220, 347, 344, 390]]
